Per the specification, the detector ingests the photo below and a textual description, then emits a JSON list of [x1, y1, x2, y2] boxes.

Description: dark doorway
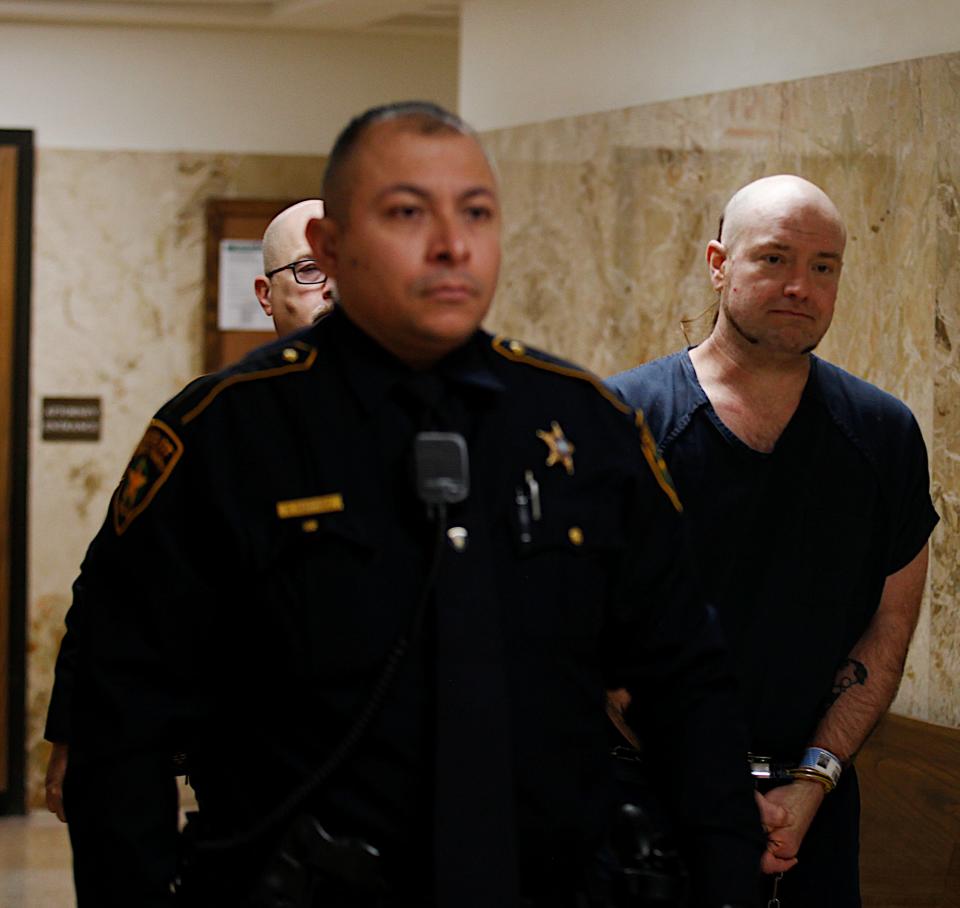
[[0, 129, 33, 815]]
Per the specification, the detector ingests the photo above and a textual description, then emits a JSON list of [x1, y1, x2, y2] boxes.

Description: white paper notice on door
[[218, 239, 265, 331]]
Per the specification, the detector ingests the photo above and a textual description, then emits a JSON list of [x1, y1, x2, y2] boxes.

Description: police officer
[[64, 102, 762, 908]]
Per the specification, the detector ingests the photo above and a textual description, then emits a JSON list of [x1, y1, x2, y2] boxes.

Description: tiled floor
[[0, 811, 75, 908]]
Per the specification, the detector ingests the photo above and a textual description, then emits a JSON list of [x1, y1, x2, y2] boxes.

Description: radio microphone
[[414, 432, 469, 511]]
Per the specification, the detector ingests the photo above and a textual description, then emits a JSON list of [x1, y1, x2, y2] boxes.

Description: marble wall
[[26, 148, 326, 807], [481, 53, 958, 728], [23, 52, 960, 808]]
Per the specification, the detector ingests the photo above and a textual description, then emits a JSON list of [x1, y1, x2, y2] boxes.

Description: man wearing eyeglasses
[[254, 199, 336, 336]]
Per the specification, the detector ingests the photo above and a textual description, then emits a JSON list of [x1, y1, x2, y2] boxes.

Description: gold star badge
[[537, 421, 575, 475]]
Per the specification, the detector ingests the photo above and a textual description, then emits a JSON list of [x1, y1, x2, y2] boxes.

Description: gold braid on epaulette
[[634, 410, 682, 513], [491, 336, 682, 513], [491, 336, 633, 413], [181, 344, 318, 425]]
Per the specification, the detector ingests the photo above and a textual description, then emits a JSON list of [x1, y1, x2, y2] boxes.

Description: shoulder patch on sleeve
[[491, 335, 633, 415], [635, 409, 683, 513], [181, 341, 317, 425], [112, 418, 184, 535]]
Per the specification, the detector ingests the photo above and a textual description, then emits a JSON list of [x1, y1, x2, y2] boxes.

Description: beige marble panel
[[485, 84, 785, 378], [928, 53, 960, 728], [482, 55, 957, 728], [26, 148, 325, 808]]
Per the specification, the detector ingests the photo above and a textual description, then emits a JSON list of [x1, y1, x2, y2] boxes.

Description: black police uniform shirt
[[64, 309, 762, 908]]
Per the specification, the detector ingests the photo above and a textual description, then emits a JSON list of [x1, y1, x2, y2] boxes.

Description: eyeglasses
[[265, 259, 327, 286]]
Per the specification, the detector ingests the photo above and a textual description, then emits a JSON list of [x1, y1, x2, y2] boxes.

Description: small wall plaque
[[42, 397, 102, 441]]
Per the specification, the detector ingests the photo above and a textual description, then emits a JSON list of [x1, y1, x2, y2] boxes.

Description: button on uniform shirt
[[64, 310, 762, 908]]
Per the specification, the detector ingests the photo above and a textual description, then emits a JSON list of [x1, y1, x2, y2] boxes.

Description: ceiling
[[0, 0, 462, 36]]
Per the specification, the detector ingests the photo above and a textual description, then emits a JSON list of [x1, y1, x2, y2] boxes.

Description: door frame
[[0, 129, 33, 815]]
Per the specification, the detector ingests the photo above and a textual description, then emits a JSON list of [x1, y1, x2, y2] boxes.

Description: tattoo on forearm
[[821, 658, 868, 712]]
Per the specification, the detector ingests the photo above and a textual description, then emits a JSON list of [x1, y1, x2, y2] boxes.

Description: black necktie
[[392, 370, 518, 906], [413, 375, 518, 907]]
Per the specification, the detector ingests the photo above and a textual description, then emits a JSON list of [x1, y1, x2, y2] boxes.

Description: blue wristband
[[799, 746, 842, 787]]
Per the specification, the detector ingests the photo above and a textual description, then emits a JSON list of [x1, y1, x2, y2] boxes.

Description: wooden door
[[0, 130, 32, 814], [204, 198, 303, 372]]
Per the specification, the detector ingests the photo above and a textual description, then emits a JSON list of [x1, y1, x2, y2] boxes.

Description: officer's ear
[[254, 275, 273, 319], [706, 240, 728, 292], [307, 216, 339, 279]]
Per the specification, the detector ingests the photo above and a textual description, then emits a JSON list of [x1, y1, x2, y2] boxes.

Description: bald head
[[719, 175, 846, 252], [254, 199, 334, 336], [261, 199, 325, 273]]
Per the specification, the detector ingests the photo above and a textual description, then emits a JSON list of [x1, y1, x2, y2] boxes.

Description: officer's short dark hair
[[322, 101, 477, 221]]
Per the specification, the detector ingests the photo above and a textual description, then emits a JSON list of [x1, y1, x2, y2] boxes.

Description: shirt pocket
[[507, 500, 626, 642], [256, 508, 401, 678]]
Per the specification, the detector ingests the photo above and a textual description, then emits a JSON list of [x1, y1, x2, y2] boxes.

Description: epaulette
[[491, 335, 682, 513], [491, 335, 633, 413], [177, 339, 317, 426]]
